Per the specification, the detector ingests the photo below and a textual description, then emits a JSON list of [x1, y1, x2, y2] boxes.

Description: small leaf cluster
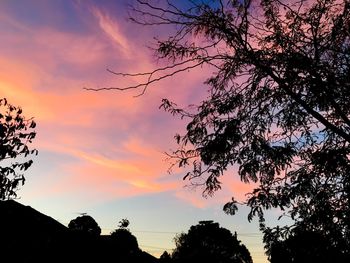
[[0, 98, 37, 200]]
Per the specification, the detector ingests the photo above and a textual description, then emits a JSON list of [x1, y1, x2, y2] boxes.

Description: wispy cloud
[[90, 6, 131, 57], [0, 0, 249, 211]]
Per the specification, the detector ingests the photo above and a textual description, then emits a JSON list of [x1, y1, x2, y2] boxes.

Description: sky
[[0, 0, 271, 262]]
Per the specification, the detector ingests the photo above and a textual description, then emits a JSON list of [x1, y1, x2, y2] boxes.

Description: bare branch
[[84, 60, 206, 96]]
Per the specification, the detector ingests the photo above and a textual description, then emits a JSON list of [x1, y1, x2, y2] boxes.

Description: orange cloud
[[0, 1, 251, 211]]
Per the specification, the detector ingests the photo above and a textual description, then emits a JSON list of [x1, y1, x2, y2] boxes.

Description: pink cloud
[[90, 7, 131, 57], [0, 1, 250, 211]]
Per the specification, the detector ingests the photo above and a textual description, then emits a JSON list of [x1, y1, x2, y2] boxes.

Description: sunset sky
[[0, 1, 273, 262]]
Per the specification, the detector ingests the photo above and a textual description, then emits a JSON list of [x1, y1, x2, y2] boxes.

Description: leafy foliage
[[0, 98, 37, 200], [118, 218, 130, 229], [171, 221, 252, 263], [103, 0, 350, 256]]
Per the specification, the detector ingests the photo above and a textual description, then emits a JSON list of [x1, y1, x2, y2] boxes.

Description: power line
[[131, 229, 179, 234], [140, 244, 172, 250], [129, 229, 263, 236]]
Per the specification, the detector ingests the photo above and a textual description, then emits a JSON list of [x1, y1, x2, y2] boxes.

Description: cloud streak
[[0, 0, 249, 211], [0, 3, 269, 262], [90, 7, 131, 56]]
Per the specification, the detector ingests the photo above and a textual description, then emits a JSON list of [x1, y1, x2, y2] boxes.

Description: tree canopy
[[269, 227, 349, 263], [68, 215, 101, 237], [0, 98, 37, 200], [171, 221, 252, 263], [110, 218, 139, 254], [90, 0, 350, 256]]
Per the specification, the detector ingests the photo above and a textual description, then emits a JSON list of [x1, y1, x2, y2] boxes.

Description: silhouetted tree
[[171, 221, 252, 263], [0, 98, 37, 200], [159, 251, 172, 263], [268, 227, 349, 263], [68, 215, 101, 237], [88, 0, 350, 254], [110, 219, 139, 254]]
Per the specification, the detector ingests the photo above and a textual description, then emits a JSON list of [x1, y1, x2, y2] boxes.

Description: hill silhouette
[[0, 200, 158, 263]]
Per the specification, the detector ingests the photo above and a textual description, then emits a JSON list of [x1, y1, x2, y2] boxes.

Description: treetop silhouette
[[111, 219, 139, 255], [68, 214, 102, 237], [171, 220, 253, 263]]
